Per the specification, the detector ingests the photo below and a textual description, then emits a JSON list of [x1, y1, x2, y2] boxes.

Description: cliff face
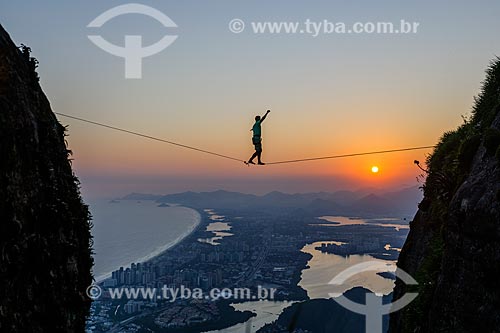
[[0, 24, 92, 332], [390, 60, 500, 332]]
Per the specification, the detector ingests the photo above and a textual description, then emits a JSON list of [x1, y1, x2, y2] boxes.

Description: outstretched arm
[[260, 110, 271, 122]]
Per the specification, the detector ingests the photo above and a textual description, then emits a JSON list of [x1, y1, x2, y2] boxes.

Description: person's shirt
[[252, 120, 262, 136]]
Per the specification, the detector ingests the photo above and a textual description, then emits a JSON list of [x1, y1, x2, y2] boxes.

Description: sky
[[2, 1, 500, 198]]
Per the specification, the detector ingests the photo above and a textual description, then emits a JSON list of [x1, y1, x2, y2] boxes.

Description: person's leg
[[257, 138, 264, 164], [248, 151, 258, 163], [257, 146, 264, 165], [249, 136, 260, 164]]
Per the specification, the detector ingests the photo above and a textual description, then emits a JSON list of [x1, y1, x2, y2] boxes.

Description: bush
[[458, 134, 481, 169], [422, 60, 500, 221], [18, 43, 40, 83], [472, 58, 500, 129], [423, 125, 470, 212], [484, 128, 500, 154]]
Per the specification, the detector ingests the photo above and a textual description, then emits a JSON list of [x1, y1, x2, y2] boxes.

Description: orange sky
[[4, 0, 498, 197]]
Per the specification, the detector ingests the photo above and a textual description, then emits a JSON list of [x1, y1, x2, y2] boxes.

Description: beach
[[89, 200, 201, 282]]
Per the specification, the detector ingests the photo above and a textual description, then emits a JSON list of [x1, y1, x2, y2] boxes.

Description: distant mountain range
[[121, 186, 422, 218]]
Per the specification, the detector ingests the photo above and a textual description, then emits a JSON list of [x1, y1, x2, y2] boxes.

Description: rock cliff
[[0, 24, 93, 332], [390, 59, 500, 332]]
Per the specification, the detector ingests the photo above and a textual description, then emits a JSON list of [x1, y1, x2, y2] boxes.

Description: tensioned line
[[55, 112, 245, 163], [265, 146, 435, 165], [55, 112, 435, 165]]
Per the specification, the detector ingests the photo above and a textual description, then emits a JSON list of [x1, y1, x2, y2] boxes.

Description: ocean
[[88, 199, 200, 282]]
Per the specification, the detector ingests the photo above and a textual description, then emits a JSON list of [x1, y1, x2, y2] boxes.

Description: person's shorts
[[252, 136, 262, 152]]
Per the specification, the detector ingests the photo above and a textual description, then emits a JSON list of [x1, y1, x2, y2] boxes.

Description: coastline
[[95, 204, 202, 283], [148, 206, 211, 262], [90, 207, 407, 331]]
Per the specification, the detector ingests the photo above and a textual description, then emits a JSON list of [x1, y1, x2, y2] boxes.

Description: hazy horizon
[[81, 176, 422, 201]]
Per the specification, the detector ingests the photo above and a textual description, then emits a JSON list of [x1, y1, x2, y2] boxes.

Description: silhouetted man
[[247, 110, 270, 165]]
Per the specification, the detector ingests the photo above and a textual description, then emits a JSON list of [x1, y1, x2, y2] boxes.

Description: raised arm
[[260, 110, 271, 122]]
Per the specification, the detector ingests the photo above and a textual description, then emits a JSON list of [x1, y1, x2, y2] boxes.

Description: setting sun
[[371, 166, 379, 173]]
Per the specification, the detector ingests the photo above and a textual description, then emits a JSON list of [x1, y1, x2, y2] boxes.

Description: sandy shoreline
[[95, 204, 201, 283]]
